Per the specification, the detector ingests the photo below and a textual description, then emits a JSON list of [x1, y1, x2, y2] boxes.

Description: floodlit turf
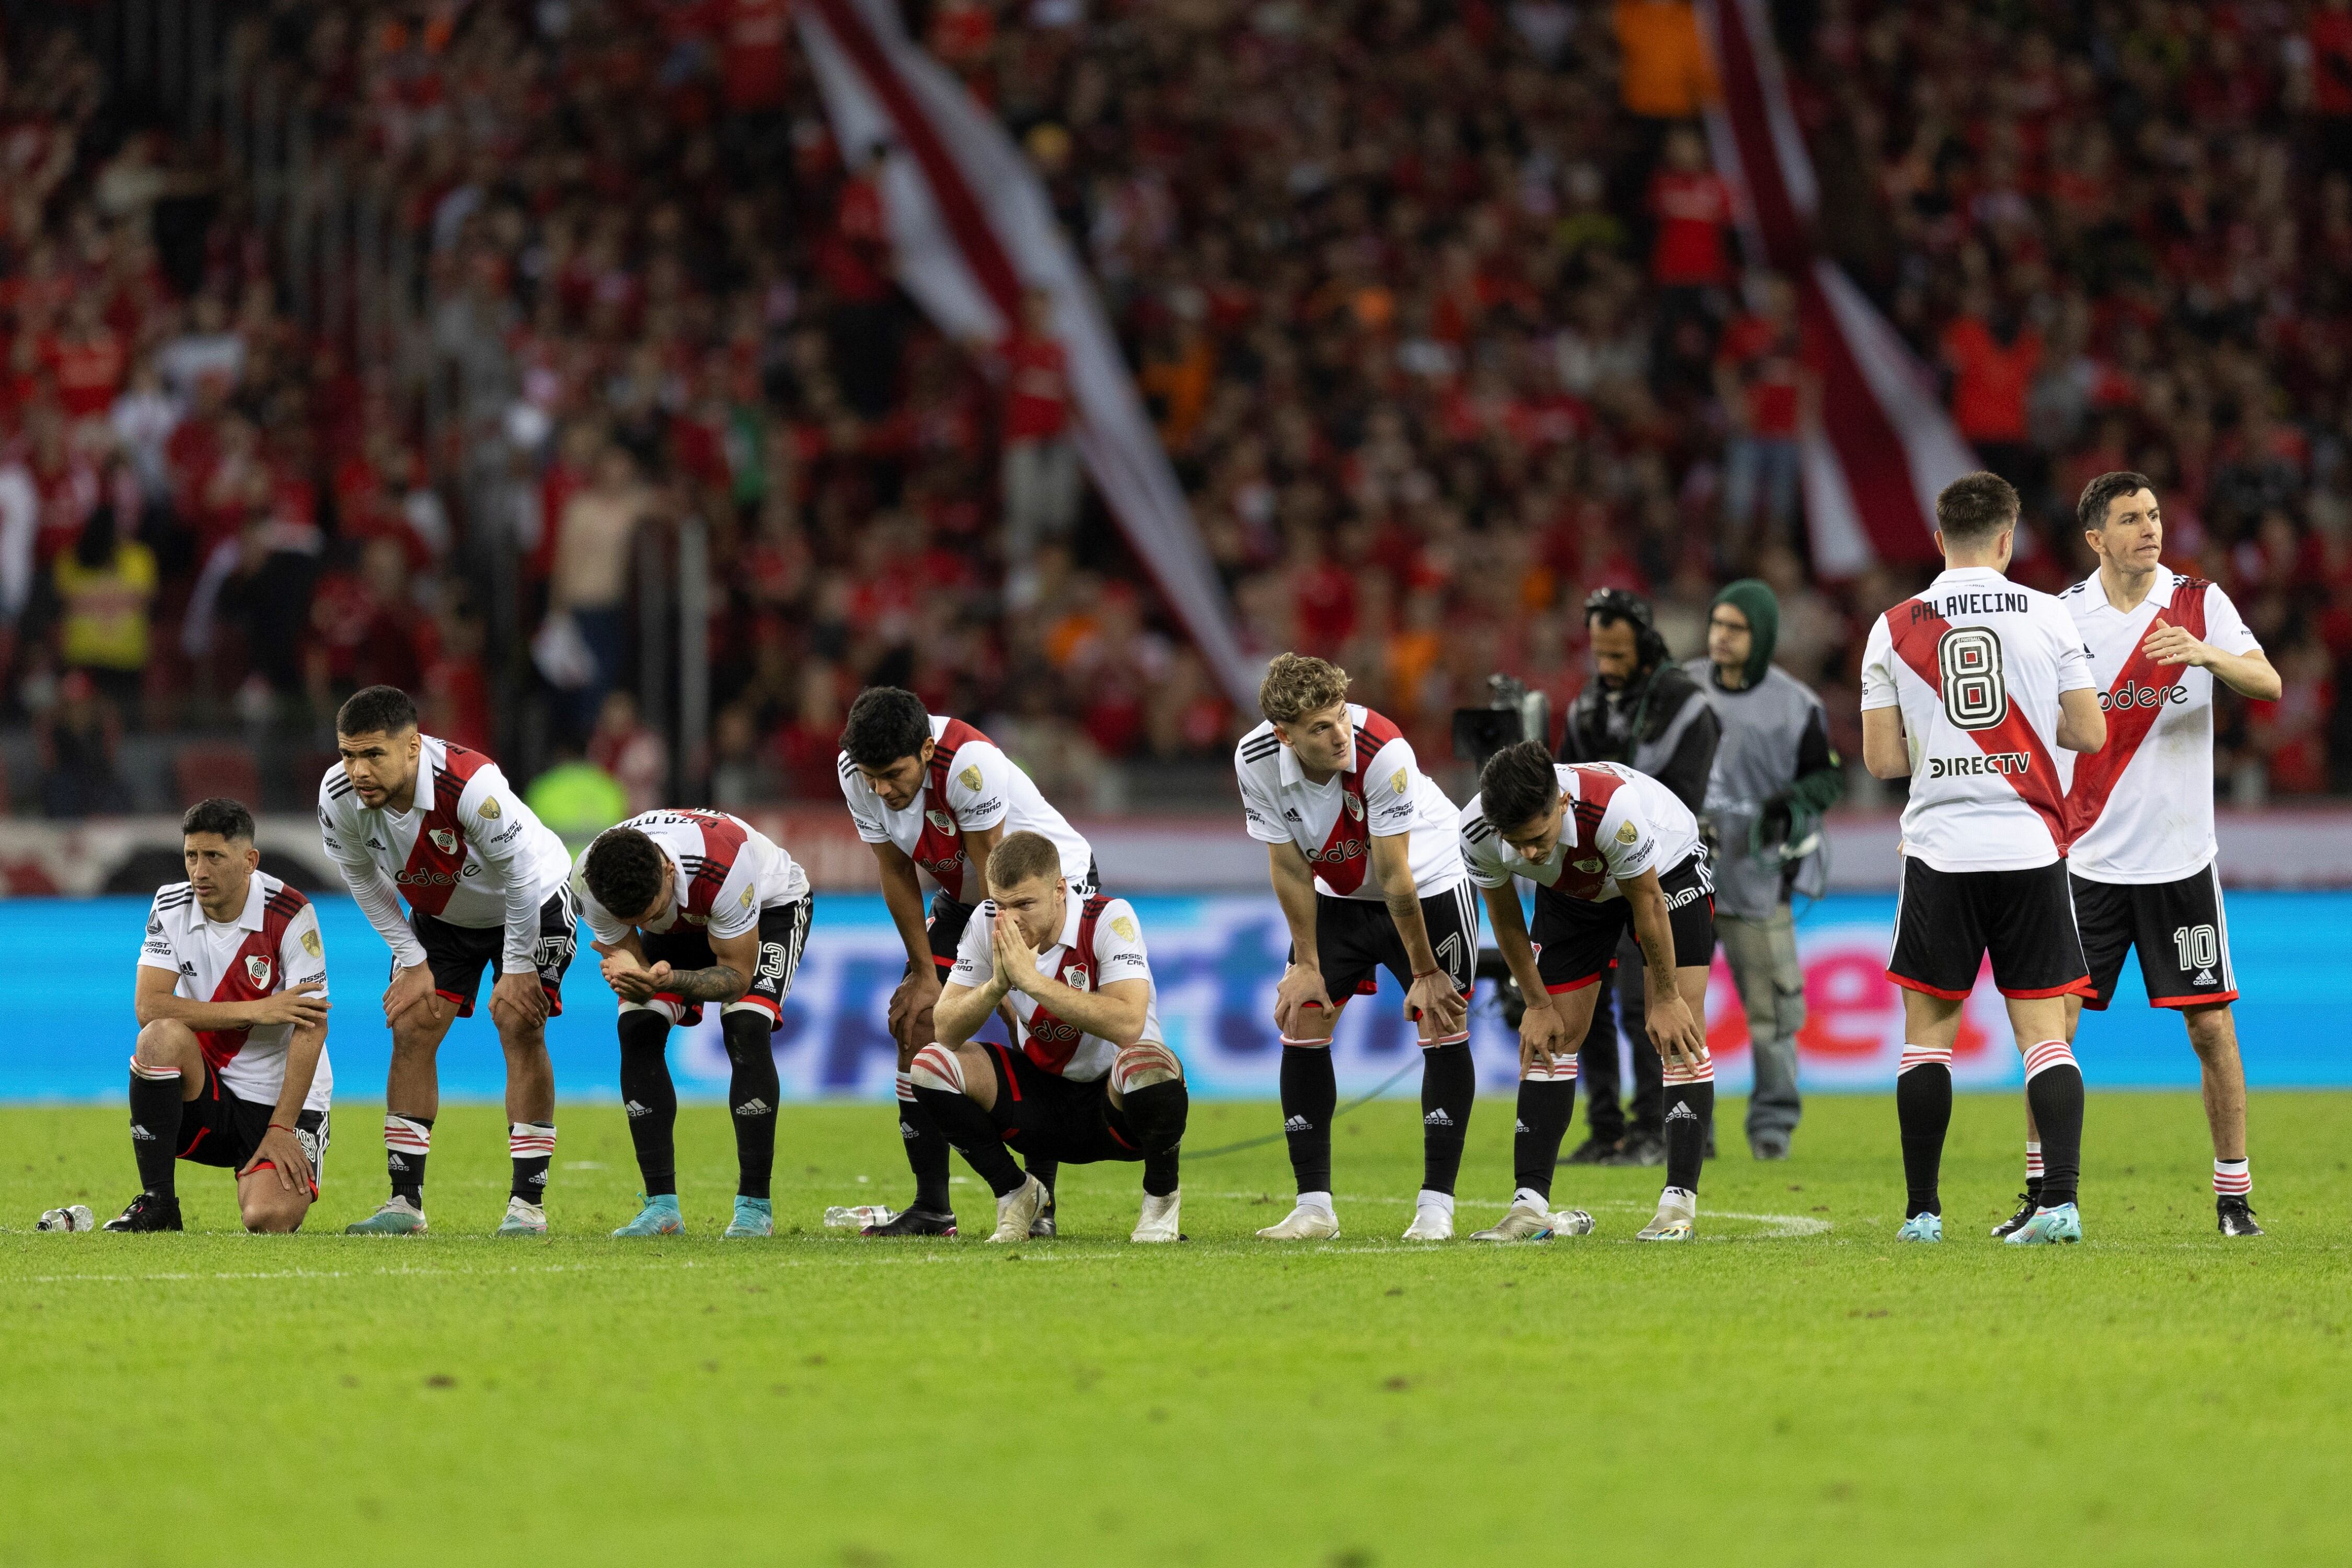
[[3, 1092, 2347, 1567]]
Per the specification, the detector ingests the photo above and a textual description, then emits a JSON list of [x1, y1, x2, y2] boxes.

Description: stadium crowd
[[4, 0, 2352, 815]]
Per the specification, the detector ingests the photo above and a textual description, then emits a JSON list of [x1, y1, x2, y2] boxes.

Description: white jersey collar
[[1274, 728, 1354, 789], [1930, 565, 2012, 588], [2076, 563, 2174, 617], [190, 873, 267, 935]]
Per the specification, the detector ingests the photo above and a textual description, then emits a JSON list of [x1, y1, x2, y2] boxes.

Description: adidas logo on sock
[[1283, 1115, 1312, 1133], [625, 1100, 651, 1118], [387, 1153, 408, 1170], [1514, 1119, 1531, 1133], [2194, 967, 2217, 985], [899, 1121, 919, 1140], [733, 1098, 772, 1116], [1423, 1109, 1454, 1127], [528, 1170, 548, 1185], [130, 1124, 155, 1140], [1665, 1103, 1698, 1123]]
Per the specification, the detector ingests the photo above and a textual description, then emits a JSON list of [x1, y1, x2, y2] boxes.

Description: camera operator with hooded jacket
[[1555, 589, 1720, 1166], [1688, 580, 1842, 1159]]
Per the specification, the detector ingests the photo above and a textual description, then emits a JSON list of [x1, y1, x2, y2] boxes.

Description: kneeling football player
[[1461, 743, 1716, 1241], [577, 810, 814, 1238], [910, 831, 1188, 1242], [108, 798, 334, 1233]]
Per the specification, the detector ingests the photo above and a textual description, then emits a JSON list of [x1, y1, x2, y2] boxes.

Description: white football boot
[[1131, 1190, 1182, 1242], [1254, 1203, 1340, 1240], [1469, 1201, 1593, 1242], [988, 1174, 1047, 1242], [494, 1197, 548, 1236], [1401, 1201, 1454, 1241], [1635, 1187, 1697, 1242]]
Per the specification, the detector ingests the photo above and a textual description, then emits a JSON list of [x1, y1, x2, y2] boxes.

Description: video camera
[[1451, 674, 1552, 770]]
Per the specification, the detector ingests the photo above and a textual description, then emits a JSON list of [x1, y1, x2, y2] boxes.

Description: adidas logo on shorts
[[1283, 1115, 1312, 1133], [2194, 968, 2217, 986]]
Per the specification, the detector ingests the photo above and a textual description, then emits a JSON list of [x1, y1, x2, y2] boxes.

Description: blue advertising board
[[0, 892, 2341, 1102]]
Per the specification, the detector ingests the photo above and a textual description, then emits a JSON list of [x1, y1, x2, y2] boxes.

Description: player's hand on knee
[[491, 970, 550, 1030], [1275, 964, 1333, 1037], [1406, 971, 1467, 1037], [1647, 998, 1708, 1070], [1518, 1000, 1569, 1074], [240, 1125, 313, 1195], [384, 961, 437, 1024]]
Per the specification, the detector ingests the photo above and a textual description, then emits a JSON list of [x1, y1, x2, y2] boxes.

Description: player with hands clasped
[[1237, 654, 1479, 1242], [1461, 743, 1718, 1242], [318, 685, 581, 1237], [107, 798, 333, 1234], [837, 686, 1096, 1238], [910, 832, 1189, 1243], [575, 810, 813, 1239]]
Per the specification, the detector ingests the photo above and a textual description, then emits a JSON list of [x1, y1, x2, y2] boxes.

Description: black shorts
[[1297, 881, 1481, 1009], [1888, 858, 2090, 1001], [409, 886, 580, 1017], [638, 898, 814, 1029], [1531, 851, 1716, 994], [176, 1065, 330, 1196], [926, 857, 1100, 974], [2072, 864, 2238, 1012], [978, 1040, 1144, 1166]]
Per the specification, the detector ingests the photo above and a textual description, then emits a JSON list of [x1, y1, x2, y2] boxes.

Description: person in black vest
[[1556, 589, 1720, 1166]]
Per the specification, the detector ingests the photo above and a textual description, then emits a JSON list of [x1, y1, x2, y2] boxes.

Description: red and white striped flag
[[1699, 0, 1976, 576], [795, 0, 1260, 706]]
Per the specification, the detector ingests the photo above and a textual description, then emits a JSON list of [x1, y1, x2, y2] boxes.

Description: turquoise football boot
[[613, 1193, 684, 1237], [2002, 1202, 2082, 1246], [1895, 1213, 1943, 1242], [722, 1196, 774, 1239]]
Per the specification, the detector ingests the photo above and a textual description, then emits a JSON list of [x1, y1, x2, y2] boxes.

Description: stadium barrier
[[4, 891, 2344, 1102]]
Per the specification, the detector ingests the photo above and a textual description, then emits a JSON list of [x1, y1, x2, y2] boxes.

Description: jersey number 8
[[1936, 627, 2009, 731]]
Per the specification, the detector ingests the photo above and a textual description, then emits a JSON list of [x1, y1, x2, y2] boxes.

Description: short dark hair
[[1935, 472, 2020, 546], [840, 687, 932, 769], [181, 797, 255, 843], [337, 684, 419, 739], [2077, 470, 2155, 534], [583, 828, 667, 922], [1478, 741, 1560, 836]]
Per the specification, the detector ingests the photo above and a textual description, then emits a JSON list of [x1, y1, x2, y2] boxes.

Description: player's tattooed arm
[[1622, 868, 1705, 1069], [657, 928, 758, 1005]]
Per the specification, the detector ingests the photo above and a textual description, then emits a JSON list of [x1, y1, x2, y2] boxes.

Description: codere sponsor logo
[[1927, 751, 2033, 778], [2099, 680, 2187, 712]]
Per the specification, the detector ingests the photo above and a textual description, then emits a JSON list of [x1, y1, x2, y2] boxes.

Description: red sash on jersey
[[397, 743, 489, 916], [1551, 766, 1628, 900], [1020, 894, 1110, 1076], [911, 718, 990, 902], [670, 808, 750, 925], [1305, 710, 1403, 895], [195, 885, 309, 1069], [1884, 600, 2070, 852], [2062, 578, 2208, 844]]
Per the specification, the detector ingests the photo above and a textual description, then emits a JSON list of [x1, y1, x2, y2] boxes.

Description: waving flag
[[795, 0, 1259, 706], [1698, 0, 1976, 575]]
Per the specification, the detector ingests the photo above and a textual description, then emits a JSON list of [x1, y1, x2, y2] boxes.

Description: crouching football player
[[577, 810, 813, 1238], [107, 798, 333, 1233], [909, 832, 1188, 1242], [1461, 743, 1716, 1242]]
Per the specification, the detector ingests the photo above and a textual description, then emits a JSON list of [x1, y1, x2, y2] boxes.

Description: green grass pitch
[[4, 1091, 2347, 1566]]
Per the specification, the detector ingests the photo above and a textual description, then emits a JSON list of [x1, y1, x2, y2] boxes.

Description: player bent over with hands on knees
[[1463, 743, 1718, 1242], [1861, 472, 2107, 1246], [108, 798, 334, 1233], [912, 832, 1189, 1243], [1237, 654, 1478, 1242], [320, 685, 582, 1237], [837, 686, 1097, 1238], [575, 811, 813, 1238]]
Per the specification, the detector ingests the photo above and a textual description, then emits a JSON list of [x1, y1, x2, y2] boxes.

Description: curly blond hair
[[1258, 652, 1351, 724]]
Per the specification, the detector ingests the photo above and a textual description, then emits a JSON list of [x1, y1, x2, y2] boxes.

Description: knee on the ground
[[240, 1191, 310, 1233]]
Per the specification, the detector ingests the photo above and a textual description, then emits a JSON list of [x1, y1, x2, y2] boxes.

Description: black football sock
[[1418, 1041, 1474, 1197], [1512, 1077, 1577, 1203], [895, 1070, 955, 1212], [1663, 1073, 1714, 1194], [1278, 1045, 1338, 1200], [617, 1010, 678, 1198], [385, 1112, 433, 1205], [1896, 1046, 1953, 1218], [509, 1122, 555, 1204], [128, 1064, 184, 1198], [910, 1084, 1025, 1197], [1123, 1078, 1190, 1198], [1025, 1157, 1059, 1208], [2024, 1042, 2085, 1209], [721, 1011, 780, 1201]]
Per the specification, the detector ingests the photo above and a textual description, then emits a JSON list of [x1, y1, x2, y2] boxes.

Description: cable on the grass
[[1183, 1057, 1424, 1161]]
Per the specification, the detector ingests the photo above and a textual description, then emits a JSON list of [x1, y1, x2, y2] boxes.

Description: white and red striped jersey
[[838, 714, 1093, 905], [1459, 762, 1703, 902], [318, 733, 573, 971], [2059, 568, 2260, 885], [1235, 705, 1463, 900], [136, 872, 332, 1113], [1861, 567, 2095, 873], [947, 893, 1160, 1083], [574, 808, 810, 947]]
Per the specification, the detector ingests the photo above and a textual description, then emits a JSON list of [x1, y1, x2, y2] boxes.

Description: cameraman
[[1689, 580, 1841, 1159], [1556, 589, 1719, 1166]]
